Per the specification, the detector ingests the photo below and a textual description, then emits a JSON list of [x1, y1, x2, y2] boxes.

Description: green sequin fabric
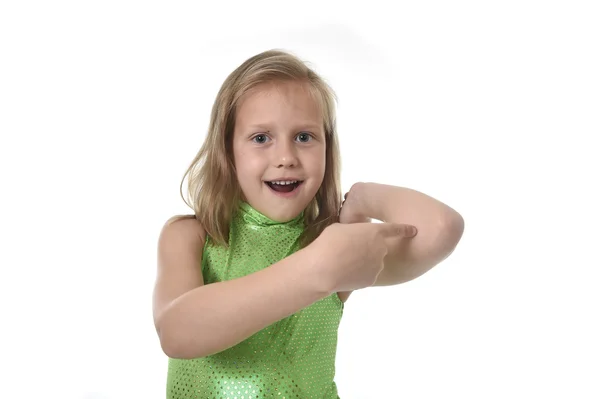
[[166, 202, 344, 398]]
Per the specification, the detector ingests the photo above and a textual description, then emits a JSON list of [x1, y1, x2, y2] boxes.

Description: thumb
[[377, 222, 418, 238]]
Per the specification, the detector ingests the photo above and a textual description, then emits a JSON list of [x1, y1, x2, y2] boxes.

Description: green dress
[[166, 202, 345, 398]]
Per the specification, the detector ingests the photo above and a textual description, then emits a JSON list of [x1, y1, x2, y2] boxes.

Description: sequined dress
[[166, 202, 345, 398]]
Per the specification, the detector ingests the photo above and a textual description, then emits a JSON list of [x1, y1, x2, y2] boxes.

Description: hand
[[308, 222, 417, 293], [339, 183, 371, 224]]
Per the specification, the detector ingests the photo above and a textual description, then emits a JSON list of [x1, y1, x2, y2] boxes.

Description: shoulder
[[160, 214, 207, 245]]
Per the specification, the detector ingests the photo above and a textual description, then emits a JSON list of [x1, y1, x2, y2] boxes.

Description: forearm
[[355, 182, 464, 276], [159, 247, 330, 359], [357, 182, 462, 232]]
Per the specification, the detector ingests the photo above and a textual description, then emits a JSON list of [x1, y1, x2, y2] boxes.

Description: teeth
[[270, 180, 298, 185]]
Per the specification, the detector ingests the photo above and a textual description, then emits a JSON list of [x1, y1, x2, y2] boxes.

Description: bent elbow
[[157, 324, 180, 358], [158, 325, 207, 360], [443, 212, 465, 248]]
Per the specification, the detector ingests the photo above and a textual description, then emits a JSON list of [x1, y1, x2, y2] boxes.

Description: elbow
[[156, 316, 195, 360], [443, 211, 464, 245], [435, 212, 464, 259], [160, 338, 180, 359], [157, 323, 181, 359], [158, 328, 196, 360], [157, 323, 208, 360]]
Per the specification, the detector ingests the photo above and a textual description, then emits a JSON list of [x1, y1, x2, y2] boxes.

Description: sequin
[[166, 202, 344, 398]]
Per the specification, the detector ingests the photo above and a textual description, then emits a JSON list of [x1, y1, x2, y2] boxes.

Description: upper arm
[[373, 215, 465, 287], [372, 236, 416, 286], [152, 215, 206, 336]]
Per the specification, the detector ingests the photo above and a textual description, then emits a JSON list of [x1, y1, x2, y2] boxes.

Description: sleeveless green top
[[166, 202, 345, 398]]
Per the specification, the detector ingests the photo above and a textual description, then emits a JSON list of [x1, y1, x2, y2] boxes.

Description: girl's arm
[[343, 182, 464, 285], [153, 217, 331, 360]]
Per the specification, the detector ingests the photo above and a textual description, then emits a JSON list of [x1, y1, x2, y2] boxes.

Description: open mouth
[[265, 180, 304, 193]]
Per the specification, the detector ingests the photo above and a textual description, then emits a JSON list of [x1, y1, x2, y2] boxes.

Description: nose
[[273, 140, 299, 168]]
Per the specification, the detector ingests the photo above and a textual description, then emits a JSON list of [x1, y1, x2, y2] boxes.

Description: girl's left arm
[[343, 182, 465, 286]]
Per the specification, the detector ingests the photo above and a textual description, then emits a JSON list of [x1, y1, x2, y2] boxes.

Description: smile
[[265, 181, 304, 195]]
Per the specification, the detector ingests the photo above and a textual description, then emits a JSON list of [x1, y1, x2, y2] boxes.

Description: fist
[[339, 183, 372, 224]]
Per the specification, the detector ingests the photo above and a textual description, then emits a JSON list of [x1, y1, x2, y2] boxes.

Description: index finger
[[377, 223, 418, 238]]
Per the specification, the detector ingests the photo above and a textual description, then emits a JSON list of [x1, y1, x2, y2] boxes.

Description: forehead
[[235, 81, 323, 126]]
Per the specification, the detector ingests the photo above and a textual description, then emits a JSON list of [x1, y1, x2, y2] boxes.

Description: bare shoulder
[[153, 214, 207, 330], [158, 214, 207, 257], [164, 214, 206, 236], [157, 213, 207, 273]]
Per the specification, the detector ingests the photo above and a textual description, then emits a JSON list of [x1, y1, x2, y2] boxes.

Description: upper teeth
[[271, 180, 298, 185]]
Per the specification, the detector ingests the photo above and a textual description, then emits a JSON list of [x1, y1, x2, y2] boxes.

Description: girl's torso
[[166, 202, 345, 399]]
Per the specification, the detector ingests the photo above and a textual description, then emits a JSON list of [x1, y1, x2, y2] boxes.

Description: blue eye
[[252, 134, 269, 144], [296, 132, 312, 142]]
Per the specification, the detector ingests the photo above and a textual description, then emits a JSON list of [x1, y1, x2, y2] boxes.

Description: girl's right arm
[[152, 216, 332, 360]]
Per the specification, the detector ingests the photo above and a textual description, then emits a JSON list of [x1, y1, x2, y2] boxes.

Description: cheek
[[235, 151, 264, 179], [307, 148, 326, 176]]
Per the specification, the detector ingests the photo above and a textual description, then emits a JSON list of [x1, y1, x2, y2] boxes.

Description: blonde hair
[[175, 49, 342, 248]]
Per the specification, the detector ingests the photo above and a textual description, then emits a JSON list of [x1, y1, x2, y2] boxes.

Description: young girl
[[153, 49, 464, 398]]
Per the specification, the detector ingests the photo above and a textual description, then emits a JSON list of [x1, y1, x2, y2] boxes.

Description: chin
[[242, 180, 319, 220]]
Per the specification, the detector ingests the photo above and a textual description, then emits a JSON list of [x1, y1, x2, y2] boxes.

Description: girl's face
[[232, 80, 326, 222]]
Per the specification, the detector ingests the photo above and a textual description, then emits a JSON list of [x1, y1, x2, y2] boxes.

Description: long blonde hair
[[175, 49, 342, 249]]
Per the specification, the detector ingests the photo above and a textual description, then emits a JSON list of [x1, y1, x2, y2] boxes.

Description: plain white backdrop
[[1, 1, 599, 398]]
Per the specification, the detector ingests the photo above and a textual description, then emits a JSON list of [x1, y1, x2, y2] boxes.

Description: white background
[[1, 1, 599, 398]]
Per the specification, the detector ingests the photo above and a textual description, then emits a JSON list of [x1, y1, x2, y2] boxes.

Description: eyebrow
[[247, 123, 323, 132]]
